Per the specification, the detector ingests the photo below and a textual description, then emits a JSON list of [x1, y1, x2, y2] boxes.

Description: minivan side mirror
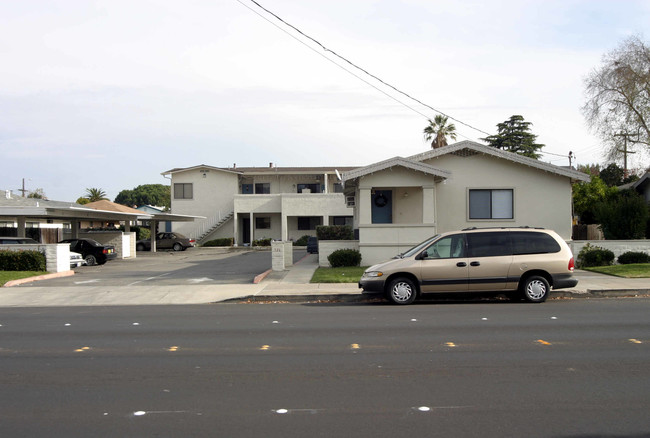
[[416, 251, 428, 260]]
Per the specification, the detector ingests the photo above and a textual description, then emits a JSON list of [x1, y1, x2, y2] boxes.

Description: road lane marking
[[74, 346, 91, 352], [168, 346, 179, 352], [350, 343, 360, 349], [260, 345, 270, 350], [629, 339, 642, 344], [536, 339, 552, 345], [445, 342, 456, 347]]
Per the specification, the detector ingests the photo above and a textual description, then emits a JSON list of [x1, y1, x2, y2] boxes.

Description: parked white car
[[70, 251, 86, 268]]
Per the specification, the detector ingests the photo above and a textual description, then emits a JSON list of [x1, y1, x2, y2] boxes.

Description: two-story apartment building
[[162, 163, 357, 245]]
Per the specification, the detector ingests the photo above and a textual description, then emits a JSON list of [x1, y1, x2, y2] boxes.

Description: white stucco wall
[[170, 168, 239, 238], [422, 153, 574, 239]]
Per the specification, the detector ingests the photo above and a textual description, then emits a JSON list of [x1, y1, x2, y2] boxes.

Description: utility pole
[[18, 178, 28, 197], [613, 132, 638, 178]]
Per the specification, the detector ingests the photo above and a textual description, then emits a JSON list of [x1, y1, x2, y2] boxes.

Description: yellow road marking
[[445, 342, 456, 348], [74, 346, 90, 352], [168, 346, 179, 352], [350, 344, 360, 349], [629, 339, 642, 344], [260, 345, 270, 350], [536, 339, 552, 346]]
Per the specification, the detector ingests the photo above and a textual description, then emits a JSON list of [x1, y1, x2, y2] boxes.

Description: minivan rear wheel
[[521, 275, 550, 303], [387, 277, 417, 305]]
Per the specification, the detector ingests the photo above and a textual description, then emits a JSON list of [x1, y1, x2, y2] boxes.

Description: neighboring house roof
[[84, 200, 143, 214], [408, 140, 591, 182], [342, 156, 451, 182], [618, 172, 650, 191]]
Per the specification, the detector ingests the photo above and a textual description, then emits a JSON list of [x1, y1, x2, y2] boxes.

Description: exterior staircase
[[195, 211, 234, 244]]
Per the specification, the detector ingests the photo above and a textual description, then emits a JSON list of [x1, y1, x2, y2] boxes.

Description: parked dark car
[[59, 238, 117, 266], [136, 232, 195, 252], [307, 236, 318, 254]]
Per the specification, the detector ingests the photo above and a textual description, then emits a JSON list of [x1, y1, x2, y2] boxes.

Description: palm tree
[[85, 187, 108, 202], [423, 115, 457, 149]]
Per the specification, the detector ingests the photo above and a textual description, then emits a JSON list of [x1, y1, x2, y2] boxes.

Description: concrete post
[[271, 240, 286, 271]]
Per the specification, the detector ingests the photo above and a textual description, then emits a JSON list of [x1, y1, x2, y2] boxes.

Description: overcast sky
[[1, 0, 649, 202]]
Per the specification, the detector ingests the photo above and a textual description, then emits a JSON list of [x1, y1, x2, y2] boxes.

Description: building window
[[469, 189, 513, 219], [297, 183, 320, 194], [332, 216, 352, 226], [298, 216, 322, 230], [333, 183, 343, 193], [242, 184, 253, 194], [255, 217, 271, 229], [255, 183, 270, 194], [174, 183, 193, 199]]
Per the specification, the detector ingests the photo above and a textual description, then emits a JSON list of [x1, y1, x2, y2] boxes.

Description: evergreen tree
[[482, 115, 544, 159]]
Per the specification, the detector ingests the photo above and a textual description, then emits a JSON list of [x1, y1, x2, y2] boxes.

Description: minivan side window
[[511, 232, 561, 254], [467, 232, 512, 257], [423, 234, 466, 259]]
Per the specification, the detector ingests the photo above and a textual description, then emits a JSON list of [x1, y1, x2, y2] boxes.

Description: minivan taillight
[[568, 257, 575, 272]]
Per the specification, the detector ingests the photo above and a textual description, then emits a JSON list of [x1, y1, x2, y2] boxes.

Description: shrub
[[203, 238, 234, 247], [0, 250, 46, 271], [617, 251, 650, 265], [594, 189, 649, 239], [328, 248, 362, 267], [294, 235, 310, 246], [316, 225, 353, 240], [252, 238, 272, 247], [577, 243, 615, 268]]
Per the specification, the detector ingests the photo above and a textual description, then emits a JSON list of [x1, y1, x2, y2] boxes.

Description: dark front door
[[242, 218, 251, 244], [371, 190, 392, 224]]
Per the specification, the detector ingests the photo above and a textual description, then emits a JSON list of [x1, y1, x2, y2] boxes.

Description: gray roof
[[409, 140, 591, 182]]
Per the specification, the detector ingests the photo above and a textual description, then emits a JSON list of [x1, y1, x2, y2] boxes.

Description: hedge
[[328, 249, 362, 267], [203, 238, 234, 247], [0, 250, 46, 271], [316, 225, 353, 240], [617, 251, 650, 265], [577, 243, 615, 268]]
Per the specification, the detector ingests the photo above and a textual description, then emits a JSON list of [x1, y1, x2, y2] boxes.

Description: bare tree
[[582, 35, 650, 160]]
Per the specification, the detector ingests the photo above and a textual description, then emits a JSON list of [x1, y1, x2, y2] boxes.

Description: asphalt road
[[36, 248, 306, 286], [1, 299, 650, 437]]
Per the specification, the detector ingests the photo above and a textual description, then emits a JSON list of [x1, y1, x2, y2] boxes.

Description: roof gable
[[409, 140, 590, 182], [342, 156, 451, 182]]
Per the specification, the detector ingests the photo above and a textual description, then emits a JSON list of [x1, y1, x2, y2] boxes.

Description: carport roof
[[0, 196, 202, 222]]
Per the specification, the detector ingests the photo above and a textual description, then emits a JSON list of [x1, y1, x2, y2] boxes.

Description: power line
[[238, 0, 492, 138]]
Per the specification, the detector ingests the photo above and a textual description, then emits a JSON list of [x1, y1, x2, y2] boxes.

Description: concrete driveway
[[31, 247, 306, 288]]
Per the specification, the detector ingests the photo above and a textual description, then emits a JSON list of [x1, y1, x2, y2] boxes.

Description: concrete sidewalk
[[0, 252, 649, 307]]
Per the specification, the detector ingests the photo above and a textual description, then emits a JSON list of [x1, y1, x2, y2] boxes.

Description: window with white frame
[[469, 189, 513, 219]]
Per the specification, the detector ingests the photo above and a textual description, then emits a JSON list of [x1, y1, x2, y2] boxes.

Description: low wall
[[0, 243, 70, 273], [569, 240, 650, 262], [318, 240, 360, 267], [71, 231, 136, 259]]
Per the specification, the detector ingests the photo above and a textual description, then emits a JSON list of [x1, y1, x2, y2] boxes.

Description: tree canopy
[[482, 115, 544, 159], [83, 188, 108, 202], [114, 184, 170, 209], [582, 35, 650, 159], [423, 115, 457, 149]]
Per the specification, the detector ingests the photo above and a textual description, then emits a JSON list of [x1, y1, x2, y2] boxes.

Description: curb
[[3, 270, 75, 287]]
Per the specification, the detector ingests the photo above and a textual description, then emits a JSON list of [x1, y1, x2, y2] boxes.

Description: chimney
[[5, 190, 11, 199], [233, 163, 237, 169], [269, 162, 273, 168]]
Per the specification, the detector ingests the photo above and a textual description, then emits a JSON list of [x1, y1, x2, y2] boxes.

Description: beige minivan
[[359, 227, 577, 304]]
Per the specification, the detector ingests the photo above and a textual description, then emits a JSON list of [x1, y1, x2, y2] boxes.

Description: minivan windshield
[[396, 235, 439, 258]]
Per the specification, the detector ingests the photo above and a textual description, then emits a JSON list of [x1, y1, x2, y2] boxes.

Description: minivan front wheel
[[387, 277, 417, 305], [521, 275, 550, 303]]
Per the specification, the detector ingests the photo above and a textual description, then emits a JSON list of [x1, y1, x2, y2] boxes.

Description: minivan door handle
[[470, 261, 481, 267], [456, 262, 467, 267]]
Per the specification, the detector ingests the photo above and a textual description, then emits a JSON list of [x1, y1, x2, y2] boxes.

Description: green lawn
[[583, 264, 650, 278], [0, 271, 48, 286], [311, 266, 368, 283]]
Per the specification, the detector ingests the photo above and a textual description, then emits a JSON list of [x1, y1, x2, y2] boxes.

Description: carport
[[0, 195, 202, 253]]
